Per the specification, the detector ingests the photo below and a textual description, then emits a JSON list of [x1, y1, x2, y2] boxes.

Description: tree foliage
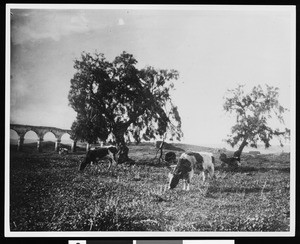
[[223, 84, 290, 156], [68, 51, 182, 162]]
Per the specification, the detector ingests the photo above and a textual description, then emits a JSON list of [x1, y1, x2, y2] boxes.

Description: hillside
[[10, 137, 289, 155]]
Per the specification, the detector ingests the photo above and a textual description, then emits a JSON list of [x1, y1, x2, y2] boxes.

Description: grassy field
[[9, 142, 290, 232]]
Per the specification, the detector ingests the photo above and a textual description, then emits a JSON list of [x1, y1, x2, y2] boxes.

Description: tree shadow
[[135, 158, 168, 168], [215, 165, 258, 173], [273, 167, 290, 173], [216, 165, 289, 173], [207, 185, 272, 194]]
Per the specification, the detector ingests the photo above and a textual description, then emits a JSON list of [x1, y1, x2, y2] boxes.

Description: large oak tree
[[223, 84, 290, 158], [68, 51, 182, 163]]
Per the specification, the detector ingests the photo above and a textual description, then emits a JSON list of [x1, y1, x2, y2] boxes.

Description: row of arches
[[10, 130, 77, 152], [10, 124, 121, 153], [10, 124, 77, 153]]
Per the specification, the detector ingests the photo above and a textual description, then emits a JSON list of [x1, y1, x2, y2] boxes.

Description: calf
[[168, 151, 215, 190], [219, 153, 240, 169], [79, 146, 119, 172]]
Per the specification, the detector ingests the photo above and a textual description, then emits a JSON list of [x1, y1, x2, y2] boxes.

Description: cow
[[79, 146, 119, 172], [219, 153, 240, 169], [233, 150, 241, 164], [168, 151, 215, 191]]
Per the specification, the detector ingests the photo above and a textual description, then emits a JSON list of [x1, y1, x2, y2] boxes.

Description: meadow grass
[[9, 143, 290, 231]]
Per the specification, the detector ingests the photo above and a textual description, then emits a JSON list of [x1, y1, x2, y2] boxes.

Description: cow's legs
[[182, 179, 187, 190], [106, 159, 118, 177], [182, 179, 190, 191], [201, 171, 206, 182], [186, 181, 190, 191], [184, 171, 193, 191], [204, 166, 214, 181], [106, 151, 117, 172], [79, 157, 90, 171], [106, 159, 112, 171], [208, 166, 214, 179]]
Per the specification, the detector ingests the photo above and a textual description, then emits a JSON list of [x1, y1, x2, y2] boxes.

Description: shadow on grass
[[275, 167, 290, 173], [134, 158, 169, 168], [207, 185, 272, 194], [216, 165, 289, 174]]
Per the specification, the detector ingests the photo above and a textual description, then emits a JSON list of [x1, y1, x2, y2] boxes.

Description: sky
[[7, 5, 295, 147]]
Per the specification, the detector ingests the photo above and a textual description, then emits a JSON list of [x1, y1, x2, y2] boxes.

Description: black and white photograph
[[5, 4, 295, 237]]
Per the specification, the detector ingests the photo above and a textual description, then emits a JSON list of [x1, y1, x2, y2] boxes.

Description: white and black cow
[[168, 151, 215, 190], [79, 146, 119, 172]]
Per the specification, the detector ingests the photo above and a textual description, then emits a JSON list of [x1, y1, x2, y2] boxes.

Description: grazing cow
[[233, 150, 241, 164], [168, 151, 215, 190], [219, 153, 240, 169], [79, 146, 119, 172]]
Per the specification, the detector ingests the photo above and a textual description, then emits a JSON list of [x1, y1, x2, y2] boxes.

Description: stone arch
[[43, 131, 58, 152], [61, 132, 77, 152], [40, 130, 64, 152], [10, 129, 19, 140], [10, 129, 20, 150], [44, 131, 57, 140], [24, 130, 39, 139], [44, 129, 62, 140], [61, 133, 72, 147], [10, 124, 73, 152], [61, 132, 71, 141], [24, 130, 40, 152]]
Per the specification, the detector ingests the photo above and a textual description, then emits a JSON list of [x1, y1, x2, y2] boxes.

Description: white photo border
[[5, 3, 296, 238]]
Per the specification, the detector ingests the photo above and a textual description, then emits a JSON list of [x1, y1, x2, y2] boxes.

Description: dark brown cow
[[79, 146, 119, 172], [219, 153, 240, 169]]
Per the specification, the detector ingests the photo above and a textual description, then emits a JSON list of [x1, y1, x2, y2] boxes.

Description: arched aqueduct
[[10, 124, 78, 152]]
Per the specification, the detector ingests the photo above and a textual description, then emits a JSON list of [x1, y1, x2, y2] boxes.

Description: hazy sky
[[8, 5, 295, 145]]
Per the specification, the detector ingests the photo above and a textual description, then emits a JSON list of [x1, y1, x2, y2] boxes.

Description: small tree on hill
[[68, 51, 183, 163], [223, 84, 290, 158]]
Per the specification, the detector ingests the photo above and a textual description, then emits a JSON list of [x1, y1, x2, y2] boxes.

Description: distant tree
[[223, 84, 290, 158], [68, 51, 183, 163]]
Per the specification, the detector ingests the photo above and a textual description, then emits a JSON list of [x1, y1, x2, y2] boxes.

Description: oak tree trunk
[[114, 128, 129, 163], [233, 138, 248, 159]]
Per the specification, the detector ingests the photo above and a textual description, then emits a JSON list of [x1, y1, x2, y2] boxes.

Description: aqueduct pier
[[10, 124, 78, 152]]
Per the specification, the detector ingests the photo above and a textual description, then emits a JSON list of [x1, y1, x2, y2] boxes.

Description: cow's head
[[168, 163, 180, 189], [115, 148, 121, 163], [168, 157, 193, 189], [168, 172, 181, 189], [79, 160, 87, 171], [106, 147, 118, 166], [219, 153, 227, 161]]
